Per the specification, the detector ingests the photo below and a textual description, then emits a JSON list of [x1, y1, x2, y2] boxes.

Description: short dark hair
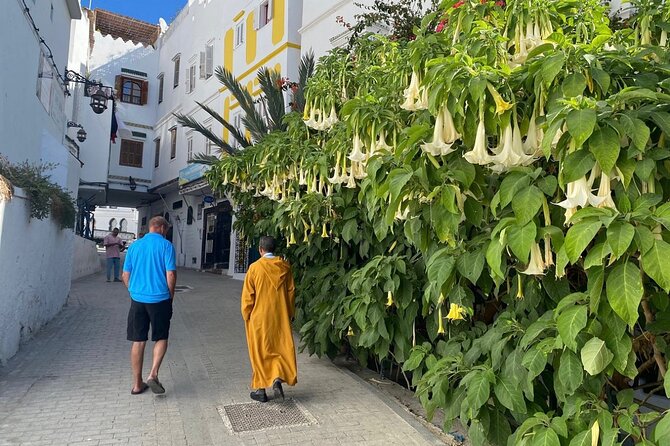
[[259, 236, 275, 253]]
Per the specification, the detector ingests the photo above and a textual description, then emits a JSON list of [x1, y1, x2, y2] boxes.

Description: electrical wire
[[17, 0, 68, 88]]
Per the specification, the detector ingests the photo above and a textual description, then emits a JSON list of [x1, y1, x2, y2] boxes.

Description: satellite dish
[[159, 18, 168, 33]]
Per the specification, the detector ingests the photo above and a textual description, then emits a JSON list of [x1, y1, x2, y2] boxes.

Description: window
[[141, 216, 147, 226], [232, 113, 243, 147], [115, 76, 148, 105], [119, 219, 127, 232], [200, 43, 214, 79], [36, 51, 53, 112], [154, 138, 160, 168], [197, 203, 203, 220], [205, 126, 213, 155], [122, 79, 142, 104], [187, 137, 193, 161], [109, 218, 117, 230], [187, 206, 194, 225], [173, 55, 180, 88], [158, 74, 164, 103], [172, 200, 183, 210], [170, 127, 177, 159], [119, 140, 144, 168], [235, 22, 245, 47], [186, 64, 196, 93], [255, 0, 272, 29]]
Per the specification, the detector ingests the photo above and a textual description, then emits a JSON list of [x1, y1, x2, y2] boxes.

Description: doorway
[[201, 201, 232, 269]]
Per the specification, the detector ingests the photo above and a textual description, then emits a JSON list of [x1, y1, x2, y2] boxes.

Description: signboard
[[203, 195, 215, 203], [178, 163, 210, 186]]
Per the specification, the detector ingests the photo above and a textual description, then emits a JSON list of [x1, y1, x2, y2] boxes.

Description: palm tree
[[175, 52, 315, 164]]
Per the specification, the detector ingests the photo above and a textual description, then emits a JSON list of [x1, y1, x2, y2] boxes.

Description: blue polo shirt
[[123, 233, 176, 303]]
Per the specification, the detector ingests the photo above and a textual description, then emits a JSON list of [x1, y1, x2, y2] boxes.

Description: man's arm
[[286, 267, 296, 320], [241, 270, 256, 321], [122, 271, 130, 288], [166, 270, 177, 300]]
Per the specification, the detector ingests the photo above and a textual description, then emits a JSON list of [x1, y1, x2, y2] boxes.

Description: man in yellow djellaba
[[241, 236, 297, 402]]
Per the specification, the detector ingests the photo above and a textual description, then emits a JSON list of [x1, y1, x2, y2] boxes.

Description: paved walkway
[[0, 269, 443, 446]]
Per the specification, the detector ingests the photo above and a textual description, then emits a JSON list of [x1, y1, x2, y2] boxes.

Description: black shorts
[[127, 299, 173, 342]]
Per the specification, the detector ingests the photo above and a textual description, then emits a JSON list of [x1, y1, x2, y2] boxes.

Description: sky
[[82, 0, 188, 25]]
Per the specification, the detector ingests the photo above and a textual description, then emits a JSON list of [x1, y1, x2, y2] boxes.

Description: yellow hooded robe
[[241, 256, 297, 389]]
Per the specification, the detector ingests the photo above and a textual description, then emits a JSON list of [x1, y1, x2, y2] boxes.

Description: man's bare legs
[[130, 341, 146, 393], [148, 339, 168, 380]]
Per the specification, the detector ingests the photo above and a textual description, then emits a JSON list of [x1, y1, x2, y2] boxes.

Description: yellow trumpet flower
[[437, 307, 445, 334], [347, 326, 354, 336], [321, 223, 329, 238], [487, 83, 513, 115], [386, 291, 394, 307], [516, 274, 524, 299], [446, 303, 467, 321], [288, 231, 296, 246]]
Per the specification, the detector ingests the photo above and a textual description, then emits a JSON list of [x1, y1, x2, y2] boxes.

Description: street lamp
[[67, 121, 87, 143], [64, 69, 114, 114]]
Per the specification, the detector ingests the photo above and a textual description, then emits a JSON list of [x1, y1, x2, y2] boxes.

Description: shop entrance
[[201, 200, 232, 269]]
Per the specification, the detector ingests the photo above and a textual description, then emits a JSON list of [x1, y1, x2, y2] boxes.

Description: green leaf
[[641, 240, 670, 293], [566, 109, 597, 148], [537, 175, 558, 196], [499, 172, 531, 208], [402, 348, 426, 371], [564, 220, 602, 264], [531, 427, 561, 446], [620, 114, 650, 151], [487, 410, 512, 446], [584, 242, 612, 269], [456, 250, 485, 285], [557, 305, 588, 351], [562, 73, 587, 97], [588, 126, 620, 175], [568, 430, 591, 446], [522, 346, 547, 380], [606, 221, 635, 260], [507, 222, 537, 264], [654, 412, 670, 443], [559, 350, 584, 394], [581, 337, 614, 375], [520, 317, 551, 349], [466, 370, 491, 411], [486, 237, 505, 280], [664, 361, 670, 397], [606, 261, 643, 328], [386, 167, 413, 203], [541, 52, 566, 85], [562, 149, 596, 183], [651, 111, 670, 136], [494, 376, 526, 413], [513, 186, 544, 226], [342, 219, 358, 243], [591, 67, 611, 94]]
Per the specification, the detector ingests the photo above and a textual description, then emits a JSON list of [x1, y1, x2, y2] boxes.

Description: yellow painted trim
[[246, 12, 257, 64], [272, 0, 285, 45], [217, 42, 301, 92], [224, 29, 234, 73], [233, 10, 245, 22]]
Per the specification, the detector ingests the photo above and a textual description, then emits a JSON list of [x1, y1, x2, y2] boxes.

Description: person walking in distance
[[122, 216, 177, 395], [103, 228, 124, 282], [241, 236, 297, 402]]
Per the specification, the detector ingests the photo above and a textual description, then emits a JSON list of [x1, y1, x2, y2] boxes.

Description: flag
[[110, 104, 131, 143]]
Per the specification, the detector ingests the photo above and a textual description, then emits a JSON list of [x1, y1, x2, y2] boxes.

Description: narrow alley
[[0, 270, 442, 446]]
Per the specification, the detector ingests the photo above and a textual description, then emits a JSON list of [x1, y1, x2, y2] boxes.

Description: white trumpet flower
[[324, 105, 339, 128], [376, 131, 392, 152], [554, 175, 606, 222], [595, 172, 617, 211], [304, 108, 317, 128], [521, 242, 546, 275], [523, 111, 544, 156], [441, 107, 461, 144], [490, 121, 534, 172], [463, 119, 492, 165], [421, 109, 456, 156], [298, 169, 307, 186], [348, 135, 367, 162], [400, 71, 421, 110]]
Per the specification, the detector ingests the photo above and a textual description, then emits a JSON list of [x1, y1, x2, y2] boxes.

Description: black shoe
[[272, 379, 284, 401], [250, 389, 268, 403], [113, 278, 122, 282]]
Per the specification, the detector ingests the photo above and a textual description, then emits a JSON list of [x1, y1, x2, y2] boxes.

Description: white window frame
[[255, 0, 273, 29], [157, 73, 164, 103], [205, 126, 213, 155], [172, 54, 180, 88], [235, 22, 245, 48], [187, 136, 193, 161], [186, 64, 196, 93], [205, 43, 214, 78]]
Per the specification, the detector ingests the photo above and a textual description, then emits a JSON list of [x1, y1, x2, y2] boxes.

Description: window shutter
[[115, 75, 122, 98], [253, 8, 260, 30], [267, 0, 273, 20], [206, 46, 214, 78], [199, 52, 206, 79], [185, 68, 190, 93], [140, 80, 148, 105]]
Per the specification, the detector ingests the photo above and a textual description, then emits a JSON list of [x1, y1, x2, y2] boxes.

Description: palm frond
[[215, 66, 268, 141], [195, 101, 252, 148], [257, 67, 286, 132], [174, 113, 237, 155], [188, 153, 220, 166], [293, 51, 315, 111]]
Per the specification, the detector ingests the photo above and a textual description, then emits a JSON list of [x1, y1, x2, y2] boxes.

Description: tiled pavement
[[0, 269, 444, 446]]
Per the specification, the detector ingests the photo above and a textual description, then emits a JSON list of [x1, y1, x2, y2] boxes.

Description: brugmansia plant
[[203, 0, 670, 443]]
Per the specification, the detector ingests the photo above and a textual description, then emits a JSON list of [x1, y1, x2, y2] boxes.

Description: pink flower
[[435, 20, 447, 33], [453, 0, 465, 8]]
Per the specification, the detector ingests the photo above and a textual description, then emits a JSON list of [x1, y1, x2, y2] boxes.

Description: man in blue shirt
[[122, 216, 177, 395]]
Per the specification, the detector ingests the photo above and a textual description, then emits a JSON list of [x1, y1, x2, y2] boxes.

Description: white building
[[0, 0, 82, 364], [93, 206, 139, 239]]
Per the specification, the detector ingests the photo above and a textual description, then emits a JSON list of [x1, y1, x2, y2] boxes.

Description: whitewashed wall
[[71, 235, 102, 280], [0, 189, 74, 364]]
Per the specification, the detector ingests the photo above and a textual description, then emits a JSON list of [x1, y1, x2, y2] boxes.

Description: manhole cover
[[217, 399, 316, 433], [174, 285, 192, 294]]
